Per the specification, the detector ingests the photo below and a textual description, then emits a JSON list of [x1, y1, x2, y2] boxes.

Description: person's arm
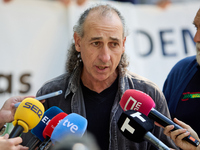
[[0, 133, 28, 150], [161, 118, 200, 150], [0, 96, 35, 129]]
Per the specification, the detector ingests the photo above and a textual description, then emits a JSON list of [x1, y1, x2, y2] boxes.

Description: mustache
[[95, 62, 110, 66]]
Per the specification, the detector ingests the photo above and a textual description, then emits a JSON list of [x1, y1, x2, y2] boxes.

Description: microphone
[[117, 110, 171, 150], [37, 112, 68, 150], [9, 98, 45, 138], [43, 112, 68, 139], [120, 89, 200, 147], [14, 90, 63, 107], [51, 113, 88, 145], [26, 106, 64, 150]]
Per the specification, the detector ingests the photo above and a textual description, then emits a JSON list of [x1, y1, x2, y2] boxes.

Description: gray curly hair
[[65, 4, 129, 75]]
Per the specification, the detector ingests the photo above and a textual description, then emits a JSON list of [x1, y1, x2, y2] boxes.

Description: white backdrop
[[0, 0, 198, 108]]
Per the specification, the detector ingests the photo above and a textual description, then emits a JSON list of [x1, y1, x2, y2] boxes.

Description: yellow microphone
[[9, 98, 45, 138]]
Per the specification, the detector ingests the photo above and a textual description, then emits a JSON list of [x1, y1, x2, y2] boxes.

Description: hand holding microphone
[[120, 89, 200, 147], [0, 96, 35, 129], [0, 133, 28, 150], [163, 118, 200, 150], [117, 110, 171, 150], [9, 97, 45, 138]]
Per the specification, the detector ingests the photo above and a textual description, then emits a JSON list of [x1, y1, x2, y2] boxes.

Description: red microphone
[[43, 112, 68, 139], [37, 112, 68, 150], [120, 89, 155, 116]]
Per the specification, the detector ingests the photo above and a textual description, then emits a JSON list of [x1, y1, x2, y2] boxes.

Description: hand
[[0, 134, 28, 150], [59, 0, 87, 6], [156, 0, 171, 9], [0, 96, 35, 128], [59, 0, 71, 6], [162, 118, 200, 150], [76, 0, 87, 6]]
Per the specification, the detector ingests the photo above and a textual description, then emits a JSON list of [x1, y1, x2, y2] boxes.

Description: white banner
[[0, 0, 198, 107]]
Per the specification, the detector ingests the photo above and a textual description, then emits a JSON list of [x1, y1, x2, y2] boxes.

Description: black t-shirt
[[81, 77, 118, 150], [175, 66, 200, 136]]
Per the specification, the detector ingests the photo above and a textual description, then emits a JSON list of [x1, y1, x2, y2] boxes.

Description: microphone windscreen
[[12, 98, 45, 133], [117, 110, 154, 142], [120, 89, 155, 116], [51, 113, 88, 144], [43, 112, 68, 139], [31, 106, 63, 142]]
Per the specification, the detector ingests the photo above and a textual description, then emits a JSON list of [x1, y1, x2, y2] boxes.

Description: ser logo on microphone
[[23, 102, 43, 118], [124, 96, 142, 111]]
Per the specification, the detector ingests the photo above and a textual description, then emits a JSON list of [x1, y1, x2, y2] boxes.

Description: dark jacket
[[163, 55, 198, 118], [22, 65, 178, 150]]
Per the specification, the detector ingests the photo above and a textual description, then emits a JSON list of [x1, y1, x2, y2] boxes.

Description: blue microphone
[[26, 106, 63, 150], [51, 113, 88, 145]]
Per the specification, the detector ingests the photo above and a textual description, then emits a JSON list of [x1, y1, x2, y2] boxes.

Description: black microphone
[[117, 110, 171, 150], [119, 89, 200, 147]]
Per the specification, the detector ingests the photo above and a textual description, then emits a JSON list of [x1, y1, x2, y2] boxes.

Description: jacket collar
[[65, 64, 127, 98], [65, 65, 82, 98]]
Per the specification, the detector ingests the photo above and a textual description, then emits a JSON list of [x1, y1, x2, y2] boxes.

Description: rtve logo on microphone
[[62, 119, 78, 133], [124, 96, 142, 111], [51, 119, 63, 129]]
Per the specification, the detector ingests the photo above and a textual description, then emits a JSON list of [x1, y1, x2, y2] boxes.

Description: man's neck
[[81, 73, 118, 93]]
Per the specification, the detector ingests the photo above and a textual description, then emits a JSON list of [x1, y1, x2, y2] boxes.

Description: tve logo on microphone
[[124, 96, 142, 111], [63, 119, 78, 133], [23, 102, 43, 118], [51, 113, 88, 144]]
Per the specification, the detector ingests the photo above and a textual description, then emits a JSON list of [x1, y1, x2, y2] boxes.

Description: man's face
[[74, 11, 126, 82], [193, 9, 200, 65]]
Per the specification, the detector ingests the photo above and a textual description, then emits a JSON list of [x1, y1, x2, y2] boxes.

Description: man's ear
[[74, 32, 81, 52], [122, 37, 126, 53]]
